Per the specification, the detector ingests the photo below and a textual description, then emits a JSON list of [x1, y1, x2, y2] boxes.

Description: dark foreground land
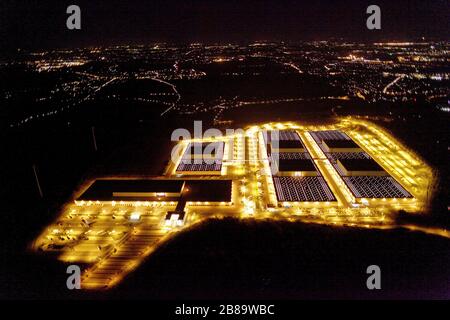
[[2, 218, 449, 300], [113, 218, 450, 300]]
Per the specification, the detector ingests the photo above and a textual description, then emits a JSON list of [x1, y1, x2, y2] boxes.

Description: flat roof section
[[327, 152, 370, 161], [276, 139, 305, 149], [311, 130, 350, 141], [343, 176, 412, 198], [278, 158, 316, 172], [271, 139, 305, 153], [176, 159, 222, 172], [184, 180, 232, 202], [277, 152, 311, 160], [184, 142, 224, 158], [278, 130, 301, 141], [264, 130, 301, 143], [78, 180, 185, 201], [273, 176, 336, 202], [322, 139, 361, 150], [338, 158, 384, 172]]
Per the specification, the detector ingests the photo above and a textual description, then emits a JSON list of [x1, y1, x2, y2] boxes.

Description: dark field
[[2, 218, 449, 299]]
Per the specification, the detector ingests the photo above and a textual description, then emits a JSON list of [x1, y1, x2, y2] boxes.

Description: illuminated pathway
[[382, 74, 405, 94], [154, 78, 181, 116], [81, 207, 171, 289], [32, 118, 448, 290]]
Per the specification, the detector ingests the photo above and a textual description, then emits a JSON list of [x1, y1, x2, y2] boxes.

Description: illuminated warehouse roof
[[272, 139, 305, 152], [77, 179, 232, 203], [309, 130, 412, 199], [176, 141, 225, 173], [176, 160, 222, 172], [277, 158, 318, 175], [343, 176, 412, 198], [184, 180, 232, 202], [264, 131, 336, 202], [337, 158, 387, 176], [310, 130, 350, 143], [273, 176, 336, 202], [322, 139, 361, 152], [183, 141, 224, 159], [264, 129, 302, 141], [78, 179, 185, 201]]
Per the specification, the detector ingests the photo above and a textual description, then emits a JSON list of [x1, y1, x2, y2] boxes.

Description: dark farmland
[[2, 218, 449, 299]]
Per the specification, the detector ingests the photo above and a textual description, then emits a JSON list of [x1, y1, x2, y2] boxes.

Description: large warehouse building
[[309, 130, 412, 200], [176, 141, 225, 175], [263, 130, 336, 204]]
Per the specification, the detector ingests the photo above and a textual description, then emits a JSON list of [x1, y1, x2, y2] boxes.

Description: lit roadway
[[32, 118, 448, 290], [154, 78, 181, 116], [382, 74, 405, 94]]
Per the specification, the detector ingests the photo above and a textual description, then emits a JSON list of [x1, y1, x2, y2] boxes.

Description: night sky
[[0, 0, 449, 49]]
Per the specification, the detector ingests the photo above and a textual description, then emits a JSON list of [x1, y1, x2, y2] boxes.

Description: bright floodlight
[[130, 212, 141, 222]]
